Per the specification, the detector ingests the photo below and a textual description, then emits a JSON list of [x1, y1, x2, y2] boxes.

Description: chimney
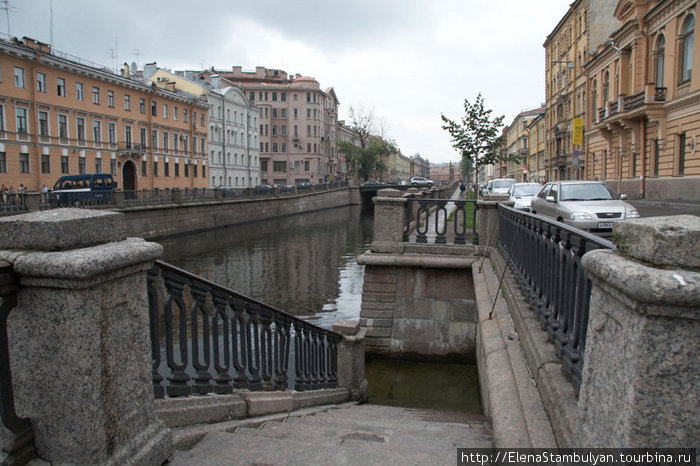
[[143, 62, 158, 80]]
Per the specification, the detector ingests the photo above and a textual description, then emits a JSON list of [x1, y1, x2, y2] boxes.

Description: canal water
[[157, 204, 482, 414]]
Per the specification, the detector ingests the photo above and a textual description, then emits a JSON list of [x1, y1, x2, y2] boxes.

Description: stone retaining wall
[[119, 187, 358, 239]]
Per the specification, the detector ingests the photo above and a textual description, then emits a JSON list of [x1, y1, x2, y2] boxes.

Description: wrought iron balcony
[[625, 90, 645, 110], [654, 87, 667, 102], [117, 142, 147, 157]]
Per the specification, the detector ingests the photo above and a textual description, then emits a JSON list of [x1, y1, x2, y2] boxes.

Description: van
[[51, 174, 116, 206]]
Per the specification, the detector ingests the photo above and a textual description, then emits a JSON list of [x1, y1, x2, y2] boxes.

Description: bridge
[[0, 188, 697, 464]]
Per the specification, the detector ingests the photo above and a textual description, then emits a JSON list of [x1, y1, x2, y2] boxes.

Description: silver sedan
[[530, 181, 640, 236]]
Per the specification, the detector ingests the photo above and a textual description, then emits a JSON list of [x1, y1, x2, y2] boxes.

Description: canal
[[158, 204, 374, 330], [157, 204, 482, 414]]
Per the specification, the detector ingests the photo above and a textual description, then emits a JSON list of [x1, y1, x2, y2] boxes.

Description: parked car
[[410, 176, 433, 187], [507, 182, 543, 211], [530, 181, 640, 236], [489, 178, 516, 194]]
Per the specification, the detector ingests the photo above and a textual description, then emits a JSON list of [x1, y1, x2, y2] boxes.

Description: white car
[[507, 183, 543, 211], [489, 178, 516, 194], [410, 177, 433, 187]]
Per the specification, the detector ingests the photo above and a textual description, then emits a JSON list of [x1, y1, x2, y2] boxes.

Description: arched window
[[602, 71, 610, 104], [681, 14, 694, 83], [655, 34, 665, 87]]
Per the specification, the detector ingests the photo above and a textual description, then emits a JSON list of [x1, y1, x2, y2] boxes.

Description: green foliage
[[441, 93, 519, 184], [339, 138, 392, 181]]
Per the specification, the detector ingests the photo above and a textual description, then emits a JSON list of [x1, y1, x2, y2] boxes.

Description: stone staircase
[[169, 403, 493, 465]]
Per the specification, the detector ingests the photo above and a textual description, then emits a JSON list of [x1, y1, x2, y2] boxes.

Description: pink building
[[429, 162, 454, 184], [200, 67, 339, 186]]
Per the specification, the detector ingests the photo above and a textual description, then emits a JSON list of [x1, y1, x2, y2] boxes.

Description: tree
[[441, 93, 516, 187], [339, 137, 391, 182], [347, 105, 375, 148]]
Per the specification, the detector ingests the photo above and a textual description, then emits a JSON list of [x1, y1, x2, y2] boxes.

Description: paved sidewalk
[[169, 404, 493, 465]]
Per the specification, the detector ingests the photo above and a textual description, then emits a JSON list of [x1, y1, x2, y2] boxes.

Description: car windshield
[[493, 179, 515, 189], [560, 183, 616, 201], [512, 185, 541, 196]]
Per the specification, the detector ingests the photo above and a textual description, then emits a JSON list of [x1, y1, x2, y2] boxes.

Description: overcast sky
[[7, 0, 571, 164]]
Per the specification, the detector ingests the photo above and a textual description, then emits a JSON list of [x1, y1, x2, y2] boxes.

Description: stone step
[[169, 403, 493, 465]]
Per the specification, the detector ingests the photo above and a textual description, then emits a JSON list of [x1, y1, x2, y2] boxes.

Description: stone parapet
[[1, 208, 173, 465], [332, 320, 368, 402], [576, 215, 700, 447]]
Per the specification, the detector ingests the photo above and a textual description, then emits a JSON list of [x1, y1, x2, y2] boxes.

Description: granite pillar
[[576, 215, 699, 447], [371, 188, 407, 252], [0, 208, 173, 464], [332, 320, 368, 402]]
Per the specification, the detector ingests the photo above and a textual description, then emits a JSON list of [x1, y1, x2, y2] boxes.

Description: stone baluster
[[576, 215, 699, 447], [0, 208, 172, 465], [371, 188, 407, 253]]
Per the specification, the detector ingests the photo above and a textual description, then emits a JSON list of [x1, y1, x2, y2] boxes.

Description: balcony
[[625, 90, 645, 110], [117, 142, 147, 157], [654, 87, 667, 102]]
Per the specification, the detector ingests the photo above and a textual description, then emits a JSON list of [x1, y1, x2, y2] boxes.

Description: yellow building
[[0, 36, 209, 193], [587, 0, 700, 200], [504, 106, 545, 181], [544, 0, 620, 181], [528, 112, 548, 183]]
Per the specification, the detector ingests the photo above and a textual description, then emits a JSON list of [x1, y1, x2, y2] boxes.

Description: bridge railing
[[147, 260, 340, 398], [497, 204, 615, 392], [404, 198, 479, 245]]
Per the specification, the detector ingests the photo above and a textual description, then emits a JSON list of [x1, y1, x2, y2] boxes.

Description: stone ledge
[[0, 208, 126, 251], [358, 251, 476, 269], [489, 251, 575, 447], [472, 257, 557, 448], [583, 250, 700, 313]]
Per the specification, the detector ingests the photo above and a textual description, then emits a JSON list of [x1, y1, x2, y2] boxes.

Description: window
[[193, 164, 197, 178], [77, 117, 85, 142], [139, 98, 145, 113], [78, 156, 86, 174], [61, 155, 70, 173], [42, 154, 50, 173], [281, 108, 286, 118], [153, 160, 158, 176], [15, 107, 27, 134], [151, 101, 157, 116], [272, 108, 278, 118], [655, 34, 665, 88], [281, 92, 286, 102], [107, 90, 114, 107], [141, 160, 147, 177], [76, 82, 84, 100], [58, 114, 68, 138], [14, 67, 25, 88], [175, 162, 179, 177], [164, 160, 169, 177], [183, 109, 188, 122], [201, 113, 205, 126], [110, 158, 116, 175], [273, 161, 286, 172], [57, 77, 66, 96], [140, 127, 147, 148], [0, 152, 6, 172], [124, 94, 131, 110], [92, 87, 100, 104], [163, 104, 168, 118], [108, 122, 116, 144], [93, 120, 101, 142], [125, 125, 132, 148], [36, 72, 46, 92], [38, 111, 49, 136], [163, 131, 169, 150], [95, 157, 102, 174], [602, 71, 609, 104], [681, 14, 694, 83], [184, 162, 189, 177], [174, 106, 179, 120], [653, 139, 660, 177], [19, 152, 29, 173], [250, 91, 255, 101]]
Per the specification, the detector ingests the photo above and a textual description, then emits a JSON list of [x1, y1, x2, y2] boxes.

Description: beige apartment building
[[586, 0, 700, 200], [503, 106, 545, 181], [528, 112, 548, 182], [201, 67, 340, 186], [0, 36, 209, 193], [544, 0, 620, 181]]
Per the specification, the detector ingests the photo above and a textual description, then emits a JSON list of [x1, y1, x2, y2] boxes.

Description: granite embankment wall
[[118, 187, 360, 239]]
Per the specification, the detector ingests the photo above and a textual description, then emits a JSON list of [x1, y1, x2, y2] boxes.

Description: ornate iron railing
[[0, 193, 28, 214], [404, 198, 479, 245], [147, 260, 340, 398], [497, 204, 615, 393]]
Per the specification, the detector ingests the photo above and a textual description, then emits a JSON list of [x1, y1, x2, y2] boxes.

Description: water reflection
[[157, 205, 374, 329]]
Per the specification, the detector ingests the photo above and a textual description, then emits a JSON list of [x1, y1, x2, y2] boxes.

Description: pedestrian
[[41, 184, 49, 205], [459, 181, 466, 198]]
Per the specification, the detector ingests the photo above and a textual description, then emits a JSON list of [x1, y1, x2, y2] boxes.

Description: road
[[628, 200, 700, 218]]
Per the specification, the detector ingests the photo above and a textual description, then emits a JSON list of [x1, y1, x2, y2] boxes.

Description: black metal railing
[[147, 260, 340, 398], [0, 262, 34, 459], [497, 204, 615, 393], [404, 198, 478, 245], [0, 193, 27, 214]]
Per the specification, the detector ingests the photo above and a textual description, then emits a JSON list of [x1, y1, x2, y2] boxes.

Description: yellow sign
[[573, 118, 583, 145]]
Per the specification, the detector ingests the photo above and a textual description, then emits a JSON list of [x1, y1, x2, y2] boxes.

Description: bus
[[51, 174, 116, 206]]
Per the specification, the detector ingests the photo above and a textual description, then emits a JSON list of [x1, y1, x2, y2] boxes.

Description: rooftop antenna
[[49, 0, 53, 49], [1, 0, 12, 37], [133, 48, 140, 68]]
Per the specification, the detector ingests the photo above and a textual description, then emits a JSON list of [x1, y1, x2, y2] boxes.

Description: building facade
[[201, 67, 340, 186], [528, 112, 548, 182], [0, 37, 209, 193], [586, 0, 700, 199], [503, 106, 546, 181], [544, 0, 620, 181]]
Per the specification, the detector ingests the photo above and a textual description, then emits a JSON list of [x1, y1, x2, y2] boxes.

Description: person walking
[[459, 181, 466, 198]]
